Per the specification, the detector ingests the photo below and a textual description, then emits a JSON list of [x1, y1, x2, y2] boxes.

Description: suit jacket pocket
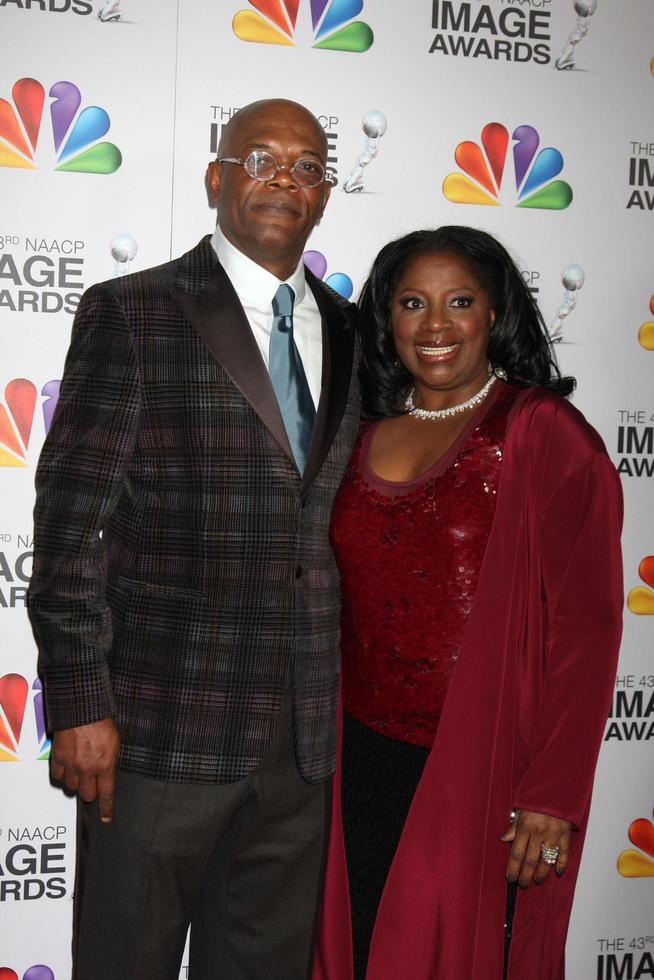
[[115, 576, 208, 601]]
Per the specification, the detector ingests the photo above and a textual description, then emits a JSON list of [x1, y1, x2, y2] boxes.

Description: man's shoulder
[[85, 236, 214, 307]]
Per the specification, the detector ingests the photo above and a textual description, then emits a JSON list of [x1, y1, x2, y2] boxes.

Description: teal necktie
[[269, 284, 316, 474]]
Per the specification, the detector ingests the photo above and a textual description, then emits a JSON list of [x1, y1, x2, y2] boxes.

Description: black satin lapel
[[171, 260, 293, 463], [301, 273, 356, 492]]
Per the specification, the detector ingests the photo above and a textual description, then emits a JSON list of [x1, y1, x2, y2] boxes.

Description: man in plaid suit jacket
[[28, 100, 360, 979]]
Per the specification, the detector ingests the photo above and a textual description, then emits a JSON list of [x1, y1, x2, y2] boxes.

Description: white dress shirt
[[211, 226, 323, 409]]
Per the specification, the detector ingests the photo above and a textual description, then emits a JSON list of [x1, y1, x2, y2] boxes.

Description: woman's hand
[[500, 809, 571, 887]]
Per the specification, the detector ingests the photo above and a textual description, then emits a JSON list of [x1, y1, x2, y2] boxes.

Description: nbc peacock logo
[[638, 295, 654, 351], [0, 77, 122, 174], [443, 122, 573, 210], [0, 378, 60, 467], [0, 674, 51, 763], [303, 250, 353, 300], [232, 0, 373, 52], [627, 557, 654, 615], [617, 808, 654, 878], [0, 969, 54, 980]]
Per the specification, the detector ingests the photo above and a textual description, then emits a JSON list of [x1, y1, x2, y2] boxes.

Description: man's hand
[[51, 719, 120, 823], [500, 809, 571, 887]]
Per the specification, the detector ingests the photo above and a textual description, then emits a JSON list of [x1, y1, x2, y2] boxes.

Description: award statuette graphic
[[111, 233, 138, 277], [549, 264, 585, 343], [343, 110, 387, 194], [97, 0, 122, 21], [555, 0, 597, 71]]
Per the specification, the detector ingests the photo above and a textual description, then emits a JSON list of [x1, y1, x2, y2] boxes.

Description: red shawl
[[313, 387, 624, 980]]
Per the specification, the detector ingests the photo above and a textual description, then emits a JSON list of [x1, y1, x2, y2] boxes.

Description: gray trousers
[[73, 695, 330, 980]]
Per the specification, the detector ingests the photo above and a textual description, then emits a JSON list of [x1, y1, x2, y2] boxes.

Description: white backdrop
[[1, 1, 653, 977]]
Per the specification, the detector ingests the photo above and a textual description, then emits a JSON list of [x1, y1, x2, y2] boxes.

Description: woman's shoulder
[[508, 385, 609, 459], [504, 385, 621, 506]]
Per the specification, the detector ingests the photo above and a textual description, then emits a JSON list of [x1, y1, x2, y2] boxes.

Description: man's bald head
[[218, 100, 327, 160], [217, 99, 328, 162]]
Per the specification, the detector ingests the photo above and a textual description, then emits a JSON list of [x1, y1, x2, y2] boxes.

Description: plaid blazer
[[28, 236, 360, 784]]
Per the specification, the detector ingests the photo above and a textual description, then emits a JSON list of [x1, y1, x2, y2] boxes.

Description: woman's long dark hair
[[358, 226, 576, 419]]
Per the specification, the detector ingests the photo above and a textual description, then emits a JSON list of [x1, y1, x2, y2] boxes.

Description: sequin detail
[[331, 385, 517, 748]]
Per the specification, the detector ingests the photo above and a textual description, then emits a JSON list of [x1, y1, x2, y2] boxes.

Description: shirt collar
[[210, 225, 307, 312]]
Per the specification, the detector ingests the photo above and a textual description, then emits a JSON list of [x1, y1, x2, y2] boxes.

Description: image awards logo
[[303, 250, 353, 299], [443, 122, 573, 210], [627, 557, 654, 615], [233, 0, 373, 52], [617, 808, 654, 878], [0, 77, 121, 174], [638, 295, 654, 351], [0, 379, 60, 467], [0, 675, 51, 763], [0, 969, 55, 980]]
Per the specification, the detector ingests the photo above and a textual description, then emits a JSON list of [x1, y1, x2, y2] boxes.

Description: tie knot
[[272, 283, 295, 319]]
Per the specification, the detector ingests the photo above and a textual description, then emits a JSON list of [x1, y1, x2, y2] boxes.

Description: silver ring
[[540, 844, 559, 865]]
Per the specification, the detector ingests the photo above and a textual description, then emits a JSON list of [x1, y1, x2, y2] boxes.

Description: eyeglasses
[[218, 150, 334, 188]]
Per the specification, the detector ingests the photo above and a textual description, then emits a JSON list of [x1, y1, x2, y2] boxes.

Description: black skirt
[[340, 711, 518, 979], [340, 712, 429, 980]]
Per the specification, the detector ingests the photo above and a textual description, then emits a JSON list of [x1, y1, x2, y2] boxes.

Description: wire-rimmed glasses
[[218, 150, 334, 188]]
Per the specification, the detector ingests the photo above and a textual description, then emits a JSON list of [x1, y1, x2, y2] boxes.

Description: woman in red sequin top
[[317, 228, 623, 980]]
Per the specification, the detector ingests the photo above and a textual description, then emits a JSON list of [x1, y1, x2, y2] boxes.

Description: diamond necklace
[[404, 373, 498, 420]]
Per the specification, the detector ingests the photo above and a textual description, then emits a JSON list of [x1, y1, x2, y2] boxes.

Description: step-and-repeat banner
[[1, 1, 653, 977]]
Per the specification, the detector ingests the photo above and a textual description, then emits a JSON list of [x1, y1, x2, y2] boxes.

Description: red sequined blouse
[[330, 382, 517, 749]]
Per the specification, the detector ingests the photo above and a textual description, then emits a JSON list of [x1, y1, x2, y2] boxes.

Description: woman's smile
[[414, 342, 460, 361]]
